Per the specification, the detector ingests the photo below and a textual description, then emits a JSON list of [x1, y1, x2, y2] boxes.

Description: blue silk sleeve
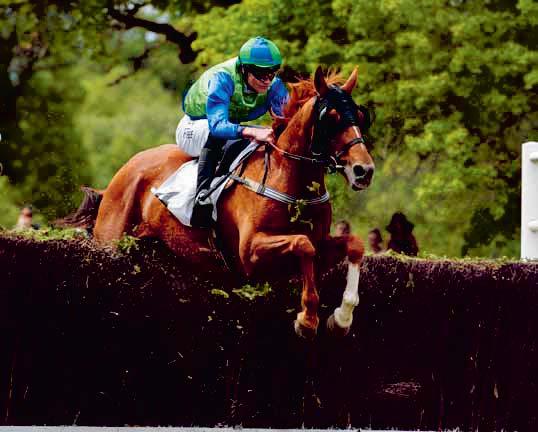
[[206, 72, 242, 139], [268, 78, 289, 117]]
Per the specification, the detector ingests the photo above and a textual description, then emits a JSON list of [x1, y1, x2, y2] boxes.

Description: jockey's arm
[[268, 77, 289, 117], [206, 72, 288, 145], [206, 72, 244, 140]]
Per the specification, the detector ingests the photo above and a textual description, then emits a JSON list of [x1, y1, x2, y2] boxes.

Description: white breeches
[[175, 116, 210, 157]]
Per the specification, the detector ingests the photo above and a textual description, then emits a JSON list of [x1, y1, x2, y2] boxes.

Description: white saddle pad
[[151, 141, 259, 227]]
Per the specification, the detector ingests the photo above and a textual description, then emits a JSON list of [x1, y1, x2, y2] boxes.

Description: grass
[[232, 282, 272, 301], [1, 226, 88, 241]]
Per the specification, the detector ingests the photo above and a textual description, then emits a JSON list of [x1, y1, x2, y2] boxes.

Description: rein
[[266, 141, 325, 164], [268, 128, 366, 173], [198, 141, 330, 207], [267, 134, 365, 174], [229, 141, 330, 206]]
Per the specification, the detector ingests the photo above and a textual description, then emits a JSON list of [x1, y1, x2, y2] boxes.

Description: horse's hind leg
[[243, 233, 318, 339], [93, 176, 141, 244], [318, 235, 364, 337]]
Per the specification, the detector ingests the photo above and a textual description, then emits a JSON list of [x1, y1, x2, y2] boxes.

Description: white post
[[521, 141, 538, 260]]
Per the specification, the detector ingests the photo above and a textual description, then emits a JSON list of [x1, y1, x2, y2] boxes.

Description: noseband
[[330, 135, 366, 172]]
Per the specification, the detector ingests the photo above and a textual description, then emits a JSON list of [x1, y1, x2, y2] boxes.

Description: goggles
[[246, 65, 279, 82]]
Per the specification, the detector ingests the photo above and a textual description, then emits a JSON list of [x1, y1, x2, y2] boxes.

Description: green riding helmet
[[238, 36, 282, 68]]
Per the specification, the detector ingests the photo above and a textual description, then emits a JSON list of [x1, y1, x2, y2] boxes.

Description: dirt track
[[1, 233, 538, 430]]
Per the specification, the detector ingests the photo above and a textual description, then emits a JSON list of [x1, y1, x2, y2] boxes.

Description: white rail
[[521, 141, 538, 259]]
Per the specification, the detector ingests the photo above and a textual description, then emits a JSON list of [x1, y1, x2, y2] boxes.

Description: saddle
[[152, 140, 260, 227]]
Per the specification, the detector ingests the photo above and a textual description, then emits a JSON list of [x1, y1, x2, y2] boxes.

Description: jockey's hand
[[242, 126, 275, 145]]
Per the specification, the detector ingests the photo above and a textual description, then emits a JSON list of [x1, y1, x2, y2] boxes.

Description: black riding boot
[[191, 140, 223, 228]]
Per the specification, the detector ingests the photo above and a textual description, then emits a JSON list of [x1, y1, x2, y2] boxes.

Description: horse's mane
[[272, 70, 344, 134]]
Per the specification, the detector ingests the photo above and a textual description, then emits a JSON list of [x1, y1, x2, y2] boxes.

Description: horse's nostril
[[365, 166, 374, 181], [353, 165, 366, 178]]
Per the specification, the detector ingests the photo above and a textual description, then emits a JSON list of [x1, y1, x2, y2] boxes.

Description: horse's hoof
[[326, 314, 351, 337], [294, 319, 317, 339]]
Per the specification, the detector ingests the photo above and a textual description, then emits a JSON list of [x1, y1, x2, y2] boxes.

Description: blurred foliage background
[[1, 0, 536, 257]]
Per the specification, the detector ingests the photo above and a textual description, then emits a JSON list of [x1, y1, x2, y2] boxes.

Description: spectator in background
[[368, 228, 385, 254], [386, 212, 418, 256], [334, 219, 351, 236], [14, 205, 39, 230]]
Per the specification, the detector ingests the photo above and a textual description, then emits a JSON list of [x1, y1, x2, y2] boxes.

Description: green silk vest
[[183, 57, 269, 122]]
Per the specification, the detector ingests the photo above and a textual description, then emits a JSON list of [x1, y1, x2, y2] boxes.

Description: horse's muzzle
[[351, 163, 374, 190]]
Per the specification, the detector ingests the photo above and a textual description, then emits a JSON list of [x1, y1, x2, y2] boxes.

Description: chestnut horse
[[63, 67, 374, 338]]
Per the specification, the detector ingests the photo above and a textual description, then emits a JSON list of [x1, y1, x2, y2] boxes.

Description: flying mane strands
[[272, 70, 344, 130]]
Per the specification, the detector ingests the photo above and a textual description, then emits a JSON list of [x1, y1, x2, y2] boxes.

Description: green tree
[[77, 65, 179, 188], [0, 176, 24, 228], [0, 1, 101, 219], [0, 0, 232, 220]]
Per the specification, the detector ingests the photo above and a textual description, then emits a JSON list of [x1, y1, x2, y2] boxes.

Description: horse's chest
[[255, 202, 330, 237]]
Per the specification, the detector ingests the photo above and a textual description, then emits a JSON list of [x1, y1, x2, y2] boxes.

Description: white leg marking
[[333, 261, 360, 329]]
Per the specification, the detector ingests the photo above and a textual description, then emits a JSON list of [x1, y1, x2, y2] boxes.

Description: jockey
[[176, 36, 289, 228]]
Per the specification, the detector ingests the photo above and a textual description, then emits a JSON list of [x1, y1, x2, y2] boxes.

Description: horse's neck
[[273, 103, 326, 194], [278, 99, 315, 156]]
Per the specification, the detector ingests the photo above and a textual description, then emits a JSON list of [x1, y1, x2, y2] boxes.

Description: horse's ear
[[341, 67, 358, 94], [314, 66, 328, 97]]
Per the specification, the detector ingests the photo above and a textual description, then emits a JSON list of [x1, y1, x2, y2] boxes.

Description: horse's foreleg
[[295, 255, 318, 339], [318, 235, 364, 336], [246, 233, 318, 338]]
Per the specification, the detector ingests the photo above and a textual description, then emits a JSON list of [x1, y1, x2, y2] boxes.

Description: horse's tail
[[55, 186, 104, 231]]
